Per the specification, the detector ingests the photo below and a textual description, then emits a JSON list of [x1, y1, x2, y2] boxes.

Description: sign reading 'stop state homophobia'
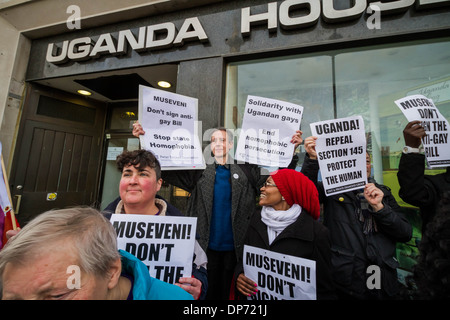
[[139, 85, 205, 169], [310, 116, 367, 196], [235, 95, 303, 167], [395, 94, 450, 168]]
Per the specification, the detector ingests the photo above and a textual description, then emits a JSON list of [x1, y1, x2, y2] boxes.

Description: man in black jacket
[[397, 121, 450, 237], [302, 136, 412, 299]]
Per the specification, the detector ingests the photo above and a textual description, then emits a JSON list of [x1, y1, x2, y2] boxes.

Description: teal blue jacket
[[120, 250, 194, 300]]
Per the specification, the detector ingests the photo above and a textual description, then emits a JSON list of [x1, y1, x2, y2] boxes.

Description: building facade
[[1, 0, 450, 275]]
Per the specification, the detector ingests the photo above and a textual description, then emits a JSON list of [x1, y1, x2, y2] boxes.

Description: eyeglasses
[[263, 181, 277, 188]]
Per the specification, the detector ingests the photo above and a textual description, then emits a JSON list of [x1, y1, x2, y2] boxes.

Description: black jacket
[[301, 155, 412, 299], [235, 209, 337, 300], [397, 152, 450, 234]]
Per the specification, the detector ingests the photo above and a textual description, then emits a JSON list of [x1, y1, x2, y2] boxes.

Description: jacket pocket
[[331, 245, 355, 287]]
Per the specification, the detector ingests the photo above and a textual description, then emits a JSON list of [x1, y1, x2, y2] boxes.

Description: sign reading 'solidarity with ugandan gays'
[[110, 214, 197, 284], [235, 95, 303, 167], [395, 94, 450, 168], [310, 116, 367, 196]]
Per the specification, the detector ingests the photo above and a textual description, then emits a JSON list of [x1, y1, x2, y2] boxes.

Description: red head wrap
[[271, 169, 320, 220]]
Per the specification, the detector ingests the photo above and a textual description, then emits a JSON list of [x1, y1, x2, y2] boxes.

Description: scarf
[[261, 204, 302, 245], [355, 190, 378, 234]]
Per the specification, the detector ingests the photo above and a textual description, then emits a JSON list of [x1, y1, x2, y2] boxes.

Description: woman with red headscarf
[[234, 169, 336, 300]]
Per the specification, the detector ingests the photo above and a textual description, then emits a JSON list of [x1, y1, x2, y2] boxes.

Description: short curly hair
[[116, 149, 161, 180]]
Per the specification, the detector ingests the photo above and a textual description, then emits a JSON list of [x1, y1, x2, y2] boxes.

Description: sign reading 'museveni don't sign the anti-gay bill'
[[139, 85, 205, 170], [395, 94, 450, 168]]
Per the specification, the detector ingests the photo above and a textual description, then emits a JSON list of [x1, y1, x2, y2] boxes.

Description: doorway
[[10, 84, 106, 226], [99, 101, 190, 213]]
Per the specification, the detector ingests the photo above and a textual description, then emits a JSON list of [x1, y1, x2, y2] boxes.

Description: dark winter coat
[[234, 209, 336, 300], [397, 152, 450, 234], [301, 154, 412, 299]]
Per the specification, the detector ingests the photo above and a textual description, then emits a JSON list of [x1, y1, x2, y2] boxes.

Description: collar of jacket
[[252, 209, 315, 247], [213, 156, 236, 169], [115, 198, 168, 215], [119, 249, 151, 300], [215, 162, 231, 169]]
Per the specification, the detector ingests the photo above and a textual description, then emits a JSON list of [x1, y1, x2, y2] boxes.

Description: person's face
[[1, 244, 118, 300], [259, 176, 285, 210], [366, 153, 372, 177], [210, 130, 233, 158], [119, 164, 162, 206]]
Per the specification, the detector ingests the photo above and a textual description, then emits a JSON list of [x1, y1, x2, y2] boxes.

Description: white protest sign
[[235, 95, 303, 167], [395, 94, 450, 168], [138, 85, 205, 169], [110, 214, 197, 284], [243, 245, 316, 300], [310, 116, 367, 196]]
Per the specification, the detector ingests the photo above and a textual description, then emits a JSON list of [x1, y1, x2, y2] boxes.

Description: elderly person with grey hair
[[0, 207, 193, 300]]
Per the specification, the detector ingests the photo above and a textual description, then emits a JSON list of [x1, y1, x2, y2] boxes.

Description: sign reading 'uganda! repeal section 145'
[[395, 94, 450, 168], [310, 116, 367, 196]]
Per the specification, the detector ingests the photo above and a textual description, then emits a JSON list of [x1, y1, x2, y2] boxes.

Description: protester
[[234, 169, 336, 300], [302, 136, 412, 299], [133, 122, 302, 299], [103, 149, 208, 300], [397, 120, 450, 237], [406, 190, 450, 299], [0, 206, 193, 300]]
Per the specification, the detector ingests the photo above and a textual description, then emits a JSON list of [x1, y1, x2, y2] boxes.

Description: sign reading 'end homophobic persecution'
[[110, 214, 197, 284], [310, 116, 367, 196], [235, 95, 303, 167], [139, 85, 205, 169], [395, 94, 450, 168]]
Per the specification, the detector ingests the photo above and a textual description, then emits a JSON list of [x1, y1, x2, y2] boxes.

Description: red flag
[[1, 142, 19, 249], [1, 206, 19, 249]]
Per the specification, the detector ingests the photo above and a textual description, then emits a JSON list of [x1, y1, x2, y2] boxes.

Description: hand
[[175, 277, 202, 300], [403, 121, 426, 148], [6, 228, 20, 239], [364, 183, 384, 212], [290, 130, 303, 152], [303, 136, 318, 159], [236, 273, 258, 297], [132, 121, 145, 138]]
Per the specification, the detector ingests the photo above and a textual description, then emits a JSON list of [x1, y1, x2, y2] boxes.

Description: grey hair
[[0, 207, 120, 287]]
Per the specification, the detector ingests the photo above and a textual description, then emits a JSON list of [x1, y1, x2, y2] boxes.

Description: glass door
[[100, 133, 140, 210]]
